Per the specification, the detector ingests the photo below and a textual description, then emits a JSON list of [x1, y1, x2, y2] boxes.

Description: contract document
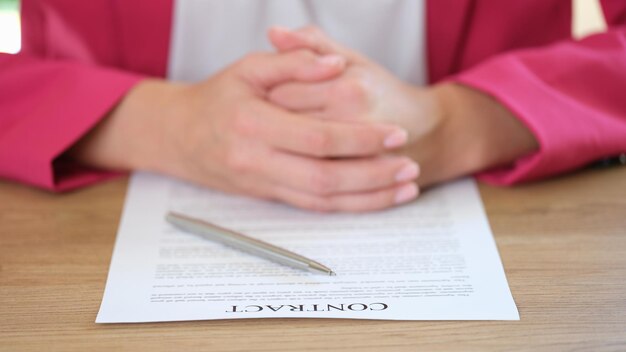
[[96, 172, 519, 322]]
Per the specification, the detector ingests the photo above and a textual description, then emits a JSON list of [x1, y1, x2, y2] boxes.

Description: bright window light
[[0, 1, 21, 54]]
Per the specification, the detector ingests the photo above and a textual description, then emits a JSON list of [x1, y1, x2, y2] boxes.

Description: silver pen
[[165, 211, 336, 276]]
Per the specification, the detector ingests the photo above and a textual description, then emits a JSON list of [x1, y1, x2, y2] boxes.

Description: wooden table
[[1, 166, 625, 351]]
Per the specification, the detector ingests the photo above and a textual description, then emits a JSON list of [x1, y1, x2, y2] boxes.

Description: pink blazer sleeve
[[0, 53, 142, 191], [454, 23, 626, 185]]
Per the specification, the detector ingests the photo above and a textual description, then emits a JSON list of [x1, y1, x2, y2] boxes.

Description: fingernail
[[318, 55, 345, 67], [394, 183, 418, 204], [395, 163, 419, 182], [384, 129, 408, 148]]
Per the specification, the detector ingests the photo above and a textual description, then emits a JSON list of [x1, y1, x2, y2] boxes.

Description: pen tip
[[329, 271, 337, 276]]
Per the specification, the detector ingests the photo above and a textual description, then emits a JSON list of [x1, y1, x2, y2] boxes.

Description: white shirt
[[168, 0, 426, 85]]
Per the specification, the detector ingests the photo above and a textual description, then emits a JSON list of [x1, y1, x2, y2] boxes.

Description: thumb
[[237, 50, 346, 90]]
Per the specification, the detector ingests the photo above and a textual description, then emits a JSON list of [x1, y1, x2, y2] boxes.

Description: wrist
[[406, 83, 538, 186], [69, 79, 188, 173], [430, 83, 492, 178], [400, 84, 461, 186]]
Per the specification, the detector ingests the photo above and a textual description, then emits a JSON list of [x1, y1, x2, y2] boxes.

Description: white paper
[[96, 172, 519, 322]]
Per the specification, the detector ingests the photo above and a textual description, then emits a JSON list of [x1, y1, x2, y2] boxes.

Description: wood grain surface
[[1, 166, 625, 352]]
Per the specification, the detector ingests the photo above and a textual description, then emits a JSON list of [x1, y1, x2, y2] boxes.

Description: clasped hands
[[73, 26, 538, 212], [230, 26, 430, 211]]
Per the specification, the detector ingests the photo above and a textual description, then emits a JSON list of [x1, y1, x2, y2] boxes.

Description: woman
[[1, 0, 625, 211]]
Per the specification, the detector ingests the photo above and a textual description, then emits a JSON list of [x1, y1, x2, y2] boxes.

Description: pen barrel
[[166, 212, 329, 274]]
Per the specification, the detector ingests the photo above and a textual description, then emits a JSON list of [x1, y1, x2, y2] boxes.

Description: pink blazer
[[1, 0, 625, 191]]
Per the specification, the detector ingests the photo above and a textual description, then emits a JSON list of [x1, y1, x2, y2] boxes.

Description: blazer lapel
[[111, 0, 474, 82], [427, 0, 474, 83], [113, 0, 173, 77]]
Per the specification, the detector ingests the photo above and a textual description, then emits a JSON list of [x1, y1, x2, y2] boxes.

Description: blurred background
[[0, 0, 607, 56], [0, 0, 20, 54]]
